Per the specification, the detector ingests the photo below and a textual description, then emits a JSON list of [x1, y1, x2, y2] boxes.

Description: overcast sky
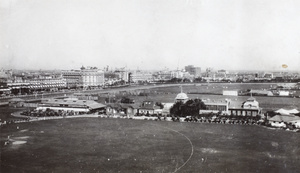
[[1, 0, 300, 71]]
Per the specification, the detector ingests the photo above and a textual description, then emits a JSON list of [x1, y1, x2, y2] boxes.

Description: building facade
[[62, 70, 82, 89], [199, 97, 262, 117], [62, 67, 105, 89], [130, 71, 153, 83], [200, 100, 230, 115], [1, 69, 67, 95], [37, 98, 106, 113], [229, 97, 262, 116], [185, 65, 201, 77], [81, 68, 105, 88]]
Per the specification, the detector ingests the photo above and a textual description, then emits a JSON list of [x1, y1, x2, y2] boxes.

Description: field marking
[[154, 124, 194, 173]]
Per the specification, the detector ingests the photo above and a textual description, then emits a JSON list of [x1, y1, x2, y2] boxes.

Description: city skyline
[[1, 0, 300, 71]]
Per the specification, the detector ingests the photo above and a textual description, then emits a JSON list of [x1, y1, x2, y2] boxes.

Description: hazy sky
[[1, 0, 300, 71]]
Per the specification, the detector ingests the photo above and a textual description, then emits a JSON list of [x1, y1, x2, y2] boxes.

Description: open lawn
[[1, 117, 300, 173]]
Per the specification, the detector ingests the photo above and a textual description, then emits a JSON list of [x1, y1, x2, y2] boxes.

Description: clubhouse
[[200, 97, 262, 117]]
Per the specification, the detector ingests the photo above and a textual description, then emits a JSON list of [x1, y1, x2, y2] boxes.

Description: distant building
[[250, 89, 273, 96], [2, 70, 67, 94], [114, 68, 129, 82], [200, 97, 262, 117], [81, 68, 105, 89], [277, 83, 296, 89], [62, 67, 105, 89], [205, 67, 213, 78], [264, 73, 273, 79], [171, 70, 184, 78], [274, 108, 299, 115], [223, 90, 238, 96], [215, 72, 226, 79], [37, 98, 106, 113], [105, 103, 139, 117], [279, 91, 289, 96], [242, 97, 259, 109], [185, 65, 201, 77], [175, 93, 188, 103], [294, 83, 300, 90], [130, 71, 153, 83], [28, 78, 66, 90], [268, 108, 300, 128], [138, 101, 161, 115], [200, 99, 230, 115], [0, 70, 12, 92], [175, 86, 189, 103], [62, 70, 82, 89], [216, 70, 228, 79], [229, 97, 262, 116], [153, 70, 173, 81], [153, 71, 172, 82], [218, 69, 228, 74]]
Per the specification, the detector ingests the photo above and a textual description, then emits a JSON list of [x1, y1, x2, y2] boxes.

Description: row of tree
[[170, 99, 206, 117]]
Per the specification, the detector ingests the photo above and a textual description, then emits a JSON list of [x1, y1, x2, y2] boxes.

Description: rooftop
[[42, 99, 106, 110], [175, 93, 188, 100], [269, 114, 300, 122]]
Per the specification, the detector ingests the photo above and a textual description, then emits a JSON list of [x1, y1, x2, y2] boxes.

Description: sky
[[1, 0, 300, 71]]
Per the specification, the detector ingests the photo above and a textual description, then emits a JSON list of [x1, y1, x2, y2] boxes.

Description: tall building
[[185, 65, 201, 77], [153, 70, 173, 81], [130, 70, 153, 83], [115, 67, 129, 82], [62, 67, 104, 89], [81, 68, 105, 88], [62, 70, 82, 89]]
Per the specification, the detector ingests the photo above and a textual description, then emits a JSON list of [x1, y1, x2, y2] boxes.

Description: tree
[[170, 99, 206, 117], [155, 102, 164, 109], [169, 78, 182, 83], [194, 77, 203, 82], [170, 102, 184, 117], [183, 78, 191, 83]]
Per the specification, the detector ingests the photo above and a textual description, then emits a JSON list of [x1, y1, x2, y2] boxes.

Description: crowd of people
[[128, 113, 265, 126], [0, 118, 30, 127], [182, 116, 264, 125], [20, 108, 90, 117], [3, 107, 299, 133]]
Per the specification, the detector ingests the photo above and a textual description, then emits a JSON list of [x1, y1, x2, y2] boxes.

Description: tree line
[[170, 99, 206, 117]]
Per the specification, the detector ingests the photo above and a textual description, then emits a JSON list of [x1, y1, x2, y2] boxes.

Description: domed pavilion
[[175, 86, 188, 103]]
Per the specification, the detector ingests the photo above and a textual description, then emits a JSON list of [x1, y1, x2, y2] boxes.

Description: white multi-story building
[[171, 70, 184, 78], [130, 71, 153, 83], [62, 67, 105, 89], [115, 67, 129, 82], [81, 68, 105, 88], [28, 78, 66, 90]]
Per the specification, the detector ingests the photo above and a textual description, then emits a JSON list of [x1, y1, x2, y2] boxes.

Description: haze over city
[[1, 0, 300, 71]]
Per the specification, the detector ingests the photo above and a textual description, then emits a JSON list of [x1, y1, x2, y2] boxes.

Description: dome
[[175, 93, 188, 100], [243, 97, 259, 108]]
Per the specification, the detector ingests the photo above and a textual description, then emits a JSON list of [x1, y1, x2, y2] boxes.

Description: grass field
[[1, 83, 300, 172], [0, 106, 29, 122], [1, 117, 300, 173]]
